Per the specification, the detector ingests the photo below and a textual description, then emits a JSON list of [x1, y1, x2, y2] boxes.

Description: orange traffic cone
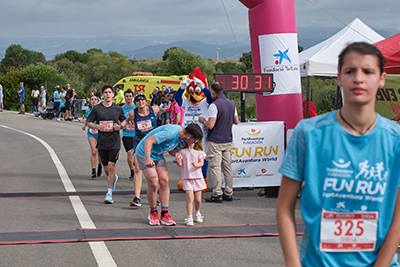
[[177, 180, 183, 190], [201, 178, 208, 193]]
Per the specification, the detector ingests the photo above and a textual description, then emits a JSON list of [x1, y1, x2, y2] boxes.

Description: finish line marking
[[0, 125, 117, 267]]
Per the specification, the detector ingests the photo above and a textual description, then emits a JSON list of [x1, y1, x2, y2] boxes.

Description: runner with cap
[[127, 93, 160, 207]]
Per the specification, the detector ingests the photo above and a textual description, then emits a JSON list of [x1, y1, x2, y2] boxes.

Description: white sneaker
[[195, 213, 204, 223], [185, 217, 194, 226], [57, 118, 61, 121], [104, 193, 113, 204]]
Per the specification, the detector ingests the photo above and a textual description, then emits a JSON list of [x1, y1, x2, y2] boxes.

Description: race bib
[[100, 121, 113, 132], [89, 128, 98, 135], [137, 120, 152, 132], [126, 124, 135, 131], [320, 211, 378, 252]]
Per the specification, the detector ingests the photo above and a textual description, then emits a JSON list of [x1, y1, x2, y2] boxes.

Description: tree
[[21, 63, 67, 90], [54, 50, 89, 64], [0, 70, 23, 110], [239, 52, 252, 72], [85, 51, 132, 84], [162, 47, 215, 85], [214, 61, 246, 73], [0, 44, 46, 74]]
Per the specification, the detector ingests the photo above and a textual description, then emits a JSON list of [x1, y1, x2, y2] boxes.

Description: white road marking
[[0, 125, 117, 267]]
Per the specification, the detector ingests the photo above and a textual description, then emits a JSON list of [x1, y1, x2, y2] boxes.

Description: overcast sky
[[1, 0, 399, 41]]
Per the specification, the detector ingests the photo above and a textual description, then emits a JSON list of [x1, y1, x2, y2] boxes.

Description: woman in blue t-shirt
[[53, 85, 62, 118], [277, 42, 400, 266], [82, 95, 102, 178]]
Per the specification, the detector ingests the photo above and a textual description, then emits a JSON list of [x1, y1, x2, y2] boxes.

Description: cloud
[[0, 0, 398, 40]]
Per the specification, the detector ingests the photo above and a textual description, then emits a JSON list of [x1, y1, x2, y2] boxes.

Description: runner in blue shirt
[[17, 82, 25, 114], [82, 94, 102, 178], [121, 89, 137, 181], [277, 42, 400, 266], [128, 122, 202, 226]]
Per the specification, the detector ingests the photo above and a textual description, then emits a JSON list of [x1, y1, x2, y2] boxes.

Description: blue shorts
[[19, 97, 25, 105], [87, 132, 98, 140], [87, 128, 98, 140], [132, 136, 142, 154]]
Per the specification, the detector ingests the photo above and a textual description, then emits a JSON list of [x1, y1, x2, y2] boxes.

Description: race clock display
[[213, 73, 274, 93]]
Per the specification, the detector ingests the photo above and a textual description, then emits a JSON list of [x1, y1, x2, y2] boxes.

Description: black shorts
[[122, 137, 133, 152], [65, 99, 72, 110], [98, 149, 120, 166], [61, 107, 66, 112]]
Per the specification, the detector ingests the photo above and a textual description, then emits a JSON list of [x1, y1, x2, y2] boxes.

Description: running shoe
[[184, 217, 194, 226], [97, 165, 102, 177], [157, 200, 160, 206], [91, 170, 97, 179], [112, 174, 118, 192], [129, 172, 134, 181], [160, 213, 176, 226], [195, 213, 204, 223], [130, 196, 141, 207], [104, 193, 113, 204], [148, 211, 160, 226]]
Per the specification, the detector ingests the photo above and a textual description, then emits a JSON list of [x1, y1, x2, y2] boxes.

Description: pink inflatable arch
[[239, 0, 303, 130]]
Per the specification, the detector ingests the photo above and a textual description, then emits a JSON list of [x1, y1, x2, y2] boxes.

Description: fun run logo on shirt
[[322, 158, 388, 203]]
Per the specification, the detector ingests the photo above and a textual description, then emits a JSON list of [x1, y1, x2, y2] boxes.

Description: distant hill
[[0, 27, 397, 61], [122, 40, 250, 60]]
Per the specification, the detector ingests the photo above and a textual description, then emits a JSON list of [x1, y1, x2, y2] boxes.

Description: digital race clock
[[213, 73, 274, 93]]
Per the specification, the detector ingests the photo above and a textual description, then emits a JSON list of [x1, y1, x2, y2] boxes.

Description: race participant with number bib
[[82, 94, 102, 178], [132, 123, 202, 226], [87, 84, 126, 204], [277, 42, 400, 266], [121, 89, 137, 181], [127, 93, 159, 207]]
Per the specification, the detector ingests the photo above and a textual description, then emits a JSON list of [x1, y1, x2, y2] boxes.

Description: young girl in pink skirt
[[176, 123, 207, 226]]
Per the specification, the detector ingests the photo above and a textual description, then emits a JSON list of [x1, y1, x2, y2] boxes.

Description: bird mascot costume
[[175, 67, 213, 192]]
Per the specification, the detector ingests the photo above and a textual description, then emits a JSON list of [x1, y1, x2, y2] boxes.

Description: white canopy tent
[[299, 18, 384, 77], [298, 18, 385, 113]]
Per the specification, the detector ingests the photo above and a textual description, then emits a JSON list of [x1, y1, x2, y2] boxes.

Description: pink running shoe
[[148, 211, 160, 226], [160, 213, 176, 226]]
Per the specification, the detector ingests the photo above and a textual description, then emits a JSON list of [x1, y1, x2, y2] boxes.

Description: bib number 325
[[320, 211, 378, 252]]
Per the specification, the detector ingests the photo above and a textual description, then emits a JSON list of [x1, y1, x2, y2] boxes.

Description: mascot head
[[186, 67, 208, 104]]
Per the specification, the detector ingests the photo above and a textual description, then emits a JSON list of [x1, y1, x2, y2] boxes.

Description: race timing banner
[[230, 121, 284, 188]]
